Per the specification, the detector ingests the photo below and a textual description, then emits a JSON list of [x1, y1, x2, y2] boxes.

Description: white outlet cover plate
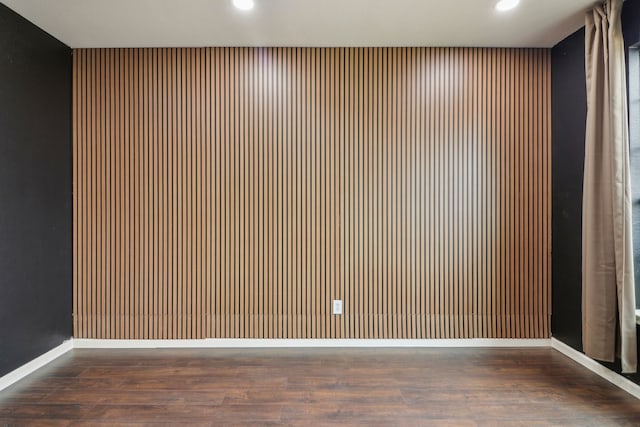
[[333, 300, 343, 315]]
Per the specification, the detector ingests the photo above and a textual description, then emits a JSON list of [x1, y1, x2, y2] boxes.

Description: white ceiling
[[1, 0, 597, 48]]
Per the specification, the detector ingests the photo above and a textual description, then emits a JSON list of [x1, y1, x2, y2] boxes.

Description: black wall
[[624, 0, 640, 51], [0, 4, 72, 376], [551, 27, 587, 352], [551, 0, 640, 382]]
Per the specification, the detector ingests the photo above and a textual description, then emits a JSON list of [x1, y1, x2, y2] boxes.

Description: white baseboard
[[551, 338, 640, 400], [0, 340, 73, 392], [72, 338, 551, 349]]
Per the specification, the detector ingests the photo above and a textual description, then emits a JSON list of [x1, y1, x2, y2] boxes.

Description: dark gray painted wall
[[551, 27, 586, 353], [0, 3, 72, 376]]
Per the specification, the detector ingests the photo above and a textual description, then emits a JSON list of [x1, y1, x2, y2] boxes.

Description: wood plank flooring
[[0, 348, 639, 426]]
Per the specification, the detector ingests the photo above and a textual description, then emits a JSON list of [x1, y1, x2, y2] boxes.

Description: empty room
[[1, 0, 640, 424]]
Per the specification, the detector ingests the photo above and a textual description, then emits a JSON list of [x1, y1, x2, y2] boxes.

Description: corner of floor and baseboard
[[2, 338, 640, 400], [550, 337, 640, 400], [0, 339, 74, 392]]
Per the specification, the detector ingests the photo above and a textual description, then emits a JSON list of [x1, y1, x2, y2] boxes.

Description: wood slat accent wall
[[73, 47, 551, 339]]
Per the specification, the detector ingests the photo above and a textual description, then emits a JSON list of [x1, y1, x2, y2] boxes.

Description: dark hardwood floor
[[1, 348, 639, 426]]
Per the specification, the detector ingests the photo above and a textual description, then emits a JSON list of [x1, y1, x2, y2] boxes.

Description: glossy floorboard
[[0, 348, 639, 426]]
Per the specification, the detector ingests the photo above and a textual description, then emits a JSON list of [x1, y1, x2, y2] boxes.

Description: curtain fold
[[583, 0, 637, 373]]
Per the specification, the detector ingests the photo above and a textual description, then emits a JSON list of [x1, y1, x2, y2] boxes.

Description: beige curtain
[[583, 0, 637, 373]]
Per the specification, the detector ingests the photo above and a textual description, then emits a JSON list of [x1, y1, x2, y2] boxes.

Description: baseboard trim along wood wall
[[72, 338, 551, 349]]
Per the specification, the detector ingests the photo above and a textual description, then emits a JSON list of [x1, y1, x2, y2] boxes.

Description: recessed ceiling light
[[233, 0, 254, 11], [495, 0, 520, 12]]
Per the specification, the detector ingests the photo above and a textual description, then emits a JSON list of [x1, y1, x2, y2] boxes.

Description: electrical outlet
[[332, 299, 343, 315]]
